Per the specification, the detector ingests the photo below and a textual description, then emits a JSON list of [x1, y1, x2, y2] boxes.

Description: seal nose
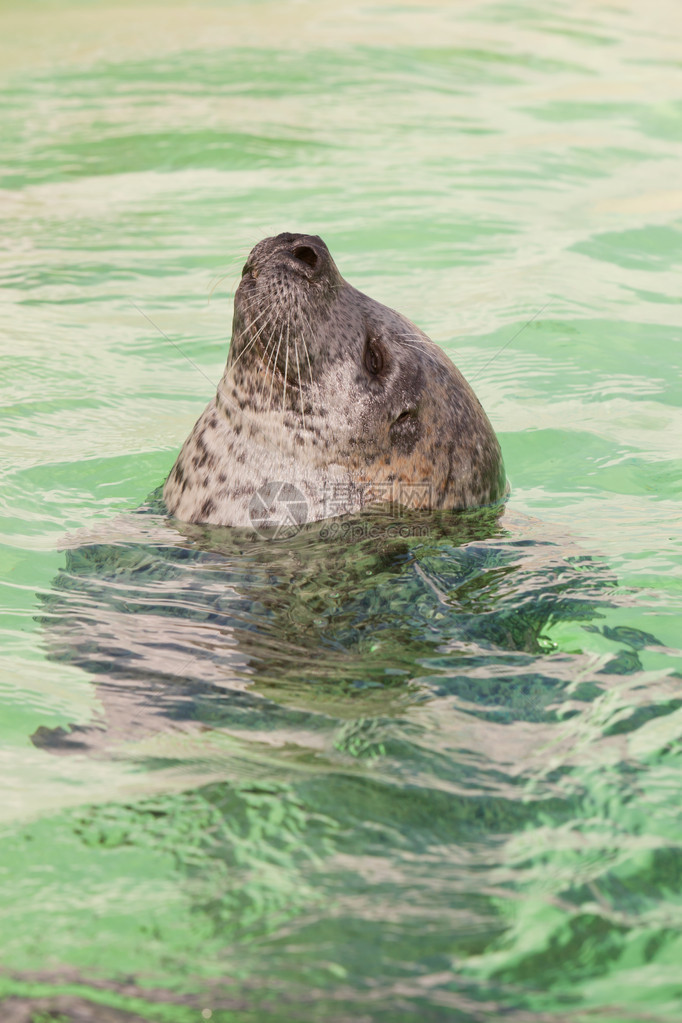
[[284, 235, 328, 278], [292, 244, 318, 270], [241, 233, 334, 283], [271, 233, 329, 279]]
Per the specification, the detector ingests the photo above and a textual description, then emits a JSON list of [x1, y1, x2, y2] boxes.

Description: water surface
[[1, 1, 681, 1020]]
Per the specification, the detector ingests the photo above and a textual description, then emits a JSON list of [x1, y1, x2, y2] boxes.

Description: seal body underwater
[[163, 233, 506, 527]]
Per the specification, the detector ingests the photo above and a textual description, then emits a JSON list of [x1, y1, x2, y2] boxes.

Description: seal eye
[[364, 339, 384, 376]]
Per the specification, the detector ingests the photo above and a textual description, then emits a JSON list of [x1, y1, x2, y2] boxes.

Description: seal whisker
[[207, 261, 245, 301], [279, 317, 291, 464], [238, 297, 279, 341], [226, 323, 272, 375], [471, 301, 550, 383], [131, 301, 276, 457], [239, 297, 278, 340], [261, 331, 278, 389], [227, 299, 279, 373], [267, 318, 286, 416], [207, 274, 234, 301], [298, 307, 317, 391], [292, 321, 307, 437], [246, 298, 278, 328], [261, 313, 283, 393], [162, 231, 507, 527], [394, 333, 429, 349], [297, 308, 320, 434]]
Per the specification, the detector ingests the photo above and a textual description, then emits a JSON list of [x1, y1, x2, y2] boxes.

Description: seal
[[163, 233, 506, 527]]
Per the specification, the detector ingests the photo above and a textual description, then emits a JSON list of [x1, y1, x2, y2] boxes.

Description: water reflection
[[35, 497, 628, 754], [23, 501, 666, 1020]]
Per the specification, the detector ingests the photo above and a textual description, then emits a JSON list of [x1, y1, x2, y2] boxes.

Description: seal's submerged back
[[163, 234, 506, 527]]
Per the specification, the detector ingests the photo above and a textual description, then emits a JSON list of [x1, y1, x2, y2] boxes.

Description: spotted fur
[[163, 233, 506, 527]]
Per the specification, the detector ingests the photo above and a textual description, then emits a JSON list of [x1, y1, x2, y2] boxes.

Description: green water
[[1, 1, 681, 1020]]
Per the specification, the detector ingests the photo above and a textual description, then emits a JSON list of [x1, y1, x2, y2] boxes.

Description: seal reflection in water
[[163, 233, 507, 528]]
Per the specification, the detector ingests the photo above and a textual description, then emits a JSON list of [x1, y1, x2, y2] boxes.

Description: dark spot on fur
[[162, 232, 505, 524], [390, 413, 422, 456], [199, 497, 215, 519]]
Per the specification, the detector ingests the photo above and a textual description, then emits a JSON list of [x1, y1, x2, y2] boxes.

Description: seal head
[[163, 233, 506, 527]]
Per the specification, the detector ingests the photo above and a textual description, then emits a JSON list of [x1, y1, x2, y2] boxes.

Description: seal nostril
[[293, 245, 318, 270]]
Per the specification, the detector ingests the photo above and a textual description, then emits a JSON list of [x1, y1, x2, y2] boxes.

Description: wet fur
[[163, 233, 506, 527]]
